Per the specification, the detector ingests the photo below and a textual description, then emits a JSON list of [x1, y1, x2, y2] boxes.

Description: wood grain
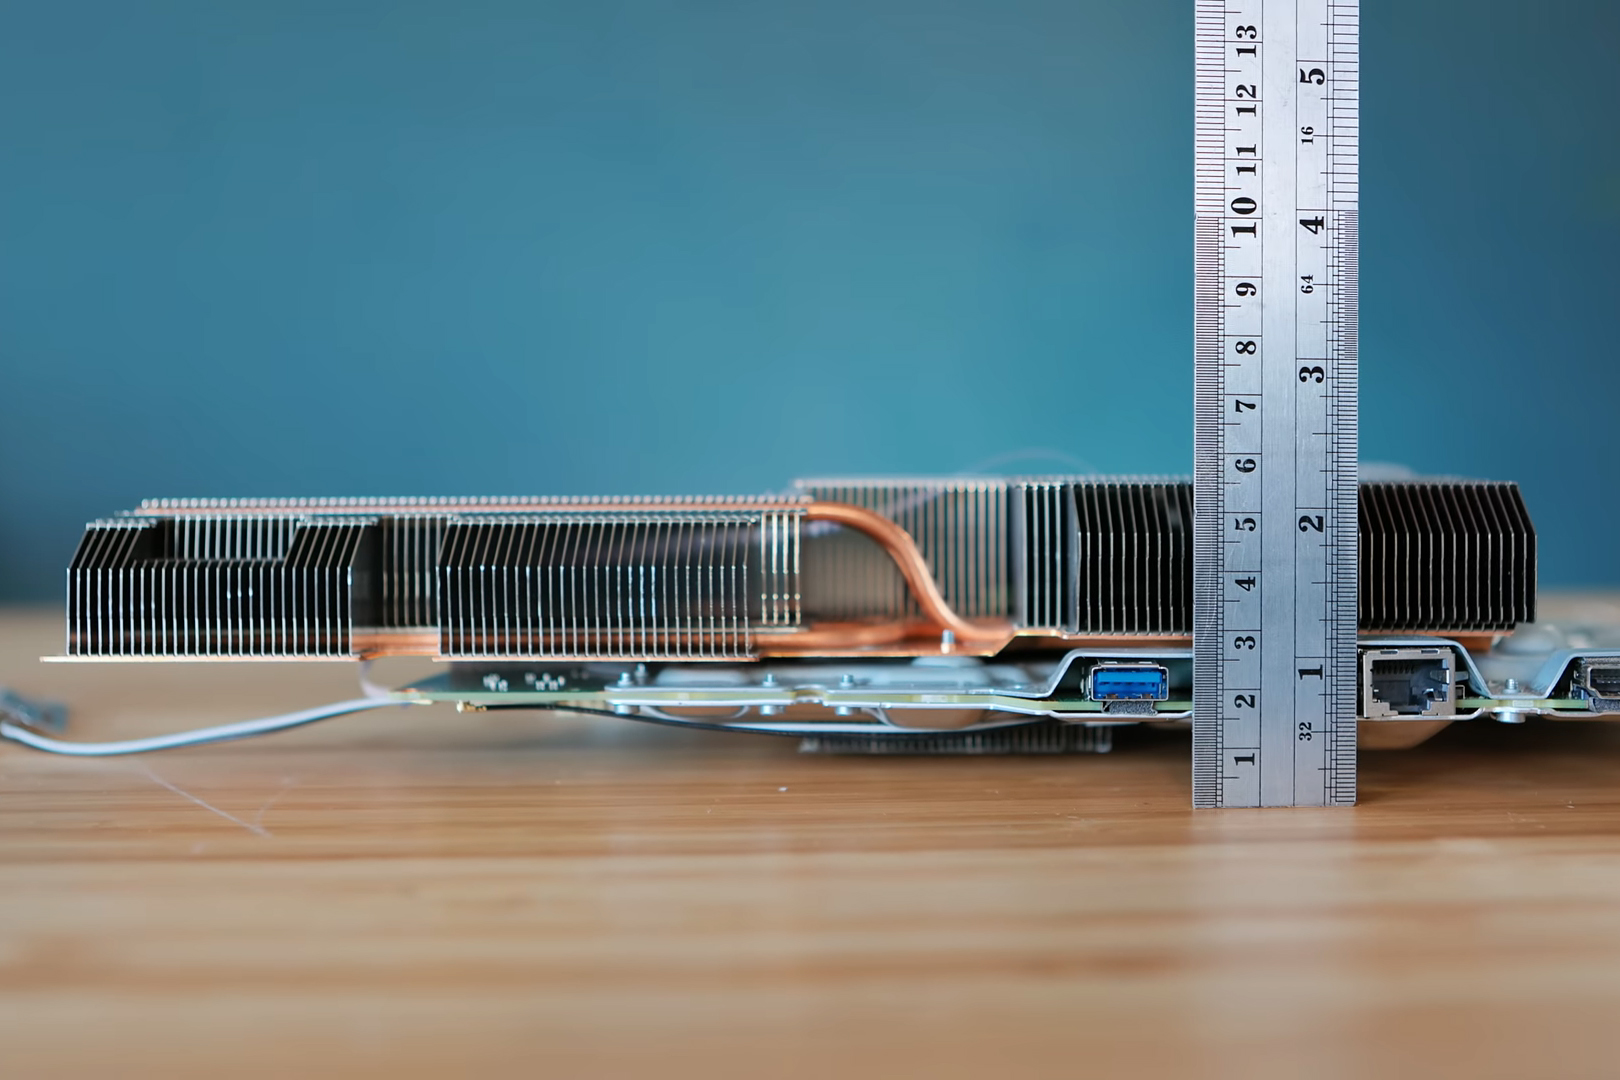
[[4, 605, 1620, 1079]]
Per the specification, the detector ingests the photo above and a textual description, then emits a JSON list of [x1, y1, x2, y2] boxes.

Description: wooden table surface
[[4, 605, 1620, 1079]]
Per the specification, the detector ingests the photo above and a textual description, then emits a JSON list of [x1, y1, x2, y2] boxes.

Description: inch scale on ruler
[[1192, 0, 1358, 807]]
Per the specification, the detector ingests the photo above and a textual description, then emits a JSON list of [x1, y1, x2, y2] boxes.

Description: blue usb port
[[1089, 664, 1169, 701]]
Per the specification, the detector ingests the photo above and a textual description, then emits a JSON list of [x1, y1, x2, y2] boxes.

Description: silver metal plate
[[1193, 0, 1359, 807]]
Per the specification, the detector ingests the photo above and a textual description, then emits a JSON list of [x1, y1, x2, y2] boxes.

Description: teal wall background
[[1, 0, 1616, 600]]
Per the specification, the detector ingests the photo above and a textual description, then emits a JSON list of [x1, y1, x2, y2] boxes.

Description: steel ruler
[[1192, 0, 1358, 807]]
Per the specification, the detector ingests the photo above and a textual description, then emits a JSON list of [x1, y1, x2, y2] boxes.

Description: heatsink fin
[[436, 510, 802, 659], [1358, 481, 1535, 632], [67, 516, 377, 657]]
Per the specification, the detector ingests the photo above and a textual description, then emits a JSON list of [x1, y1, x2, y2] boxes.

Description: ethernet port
[[1361, 647, 1456, 719]]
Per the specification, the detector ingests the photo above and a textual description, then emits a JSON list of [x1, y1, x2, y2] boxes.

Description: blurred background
[[1, 0, 1615, 601]]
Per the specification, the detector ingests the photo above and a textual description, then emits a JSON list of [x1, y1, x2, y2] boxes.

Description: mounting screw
[[1504, 677, 1520, 694], [761, 673, 777, 688]]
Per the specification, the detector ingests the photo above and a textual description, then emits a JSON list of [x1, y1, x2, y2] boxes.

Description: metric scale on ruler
[[1192, 0, 1358, 807]]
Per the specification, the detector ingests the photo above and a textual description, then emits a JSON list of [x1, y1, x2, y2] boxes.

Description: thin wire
[[494, 703, 1049, 740], [482, 702, 771, 735], [0, 696, 1057, 756], [357, 659, 393, 699], [0, 698, 416, 757]]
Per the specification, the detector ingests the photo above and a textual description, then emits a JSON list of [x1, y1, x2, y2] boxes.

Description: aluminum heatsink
[[1005, 478, 1533, 635], [796, 478, 1009, 623], [437, 510, 801, 660], [67, 516, 376, 657], [60, 477, 1537, 662], [1009, 479, 1193, 635], [1358, 481, 1536, 632]]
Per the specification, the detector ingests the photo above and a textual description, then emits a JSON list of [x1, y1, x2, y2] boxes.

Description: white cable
[[357, 659, 393, 700], [0, 697, 420, 757]]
